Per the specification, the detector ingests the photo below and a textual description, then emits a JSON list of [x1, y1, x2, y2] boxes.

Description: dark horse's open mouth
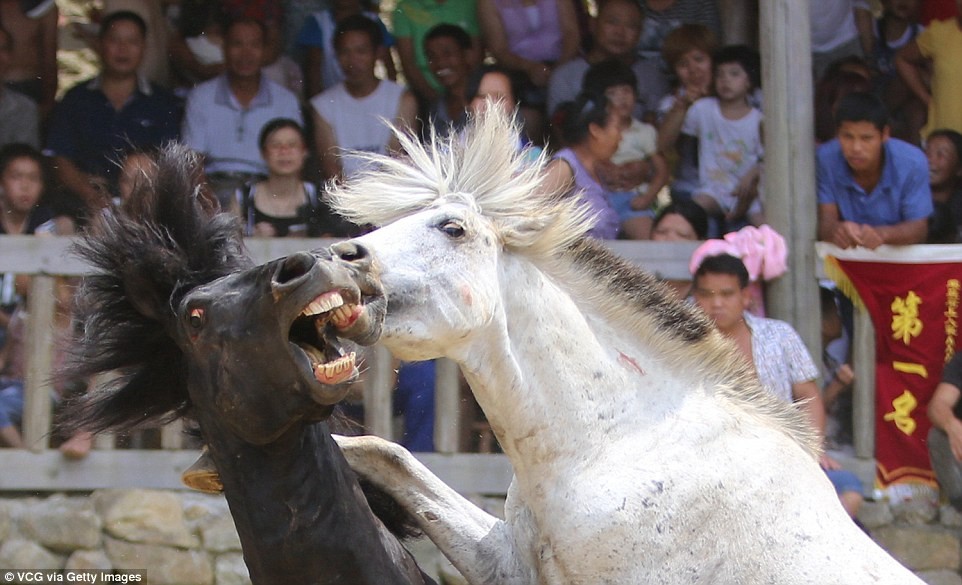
[[276, 252, 382, 393], [289, 290, 363, 385]]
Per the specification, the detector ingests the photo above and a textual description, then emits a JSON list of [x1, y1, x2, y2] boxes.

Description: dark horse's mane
[[60, 145, 245, 432], [59, 144, 420, 539]]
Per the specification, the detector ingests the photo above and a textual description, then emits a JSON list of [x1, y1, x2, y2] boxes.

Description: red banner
[[822, 245, 962, 489]]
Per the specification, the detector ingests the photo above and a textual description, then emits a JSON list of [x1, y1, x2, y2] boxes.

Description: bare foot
[[59, 431, 93, 459]]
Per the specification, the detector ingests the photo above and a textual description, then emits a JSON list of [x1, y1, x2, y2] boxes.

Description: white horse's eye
[[439, 221, 465, 238]]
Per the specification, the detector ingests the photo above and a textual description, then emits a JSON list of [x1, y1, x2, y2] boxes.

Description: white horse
[[326, 109, 923, 584]]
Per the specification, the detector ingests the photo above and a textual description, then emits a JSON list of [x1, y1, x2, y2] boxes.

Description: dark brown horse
[[60, 145, 435, 585]]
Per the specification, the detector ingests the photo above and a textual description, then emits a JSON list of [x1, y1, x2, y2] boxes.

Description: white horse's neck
[[453, 252, 695, 476]]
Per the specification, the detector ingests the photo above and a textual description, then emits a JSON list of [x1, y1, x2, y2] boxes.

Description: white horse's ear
[[499, 216, 548, 248]]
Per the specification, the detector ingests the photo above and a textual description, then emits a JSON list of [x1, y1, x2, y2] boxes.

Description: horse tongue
[[297, 342, 326, 365]]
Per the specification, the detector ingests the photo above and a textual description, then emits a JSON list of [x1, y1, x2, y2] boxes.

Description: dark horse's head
[[61, 144, 386, 444], [60, 147, 434, 585], [170, 247, 384, 443]]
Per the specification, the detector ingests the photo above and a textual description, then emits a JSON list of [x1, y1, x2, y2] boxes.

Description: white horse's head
[[328, 108, 819, 461], [327, 109, 593, 360]]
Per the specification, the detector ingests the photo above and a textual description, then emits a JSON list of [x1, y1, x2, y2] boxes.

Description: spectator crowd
[[2, 0, 962, 514], [0, 0, 958, 245]]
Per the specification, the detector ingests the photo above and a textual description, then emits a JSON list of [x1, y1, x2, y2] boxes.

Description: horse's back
[[509, 401, 923, 585]]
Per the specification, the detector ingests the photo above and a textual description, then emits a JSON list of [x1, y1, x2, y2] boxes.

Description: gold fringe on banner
[[823, 256, 866, 311]]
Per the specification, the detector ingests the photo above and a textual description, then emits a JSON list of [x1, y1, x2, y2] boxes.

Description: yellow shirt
[[916, 18, 962, 139]]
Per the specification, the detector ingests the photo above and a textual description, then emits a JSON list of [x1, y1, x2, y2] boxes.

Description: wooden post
[[94, 434, 115, 450], [88, 372, 119, 450], [160, 419, 184, 449], [363, 344, 395, 439], [853, 306, 877, 459], [433, 358, 461, 453], [759, 0, 821, 360], [718, 0, 758, 46], [22, 275, 56, 452]]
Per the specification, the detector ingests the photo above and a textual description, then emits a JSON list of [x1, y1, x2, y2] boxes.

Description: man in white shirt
[[182, 17, 302, 207], [810, 0, 874, 80], [310, 15, 417, 182]]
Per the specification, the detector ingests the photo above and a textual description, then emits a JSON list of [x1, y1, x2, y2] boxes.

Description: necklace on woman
[[0, 207, 28, 235], [256, 181, 305, 217]]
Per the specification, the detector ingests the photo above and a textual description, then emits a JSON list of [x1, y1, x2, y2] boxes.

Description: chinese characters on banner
[[822, 245, 962, 489]]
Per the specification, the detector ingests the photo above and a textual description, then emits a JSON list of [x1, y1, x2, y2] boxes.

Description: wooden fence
[[2, 235, 877, 492]]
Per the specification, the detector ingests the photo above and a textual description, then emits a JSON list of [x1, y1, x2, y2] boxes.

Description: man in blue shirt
[[182, 17, 302, 208], [816, 91, 932, 249], [45, 11, 180, 217]]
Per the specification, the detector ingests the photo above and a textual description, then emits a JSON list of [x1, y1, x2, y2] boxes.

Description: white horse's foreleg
[[335, 435, 533, 585]]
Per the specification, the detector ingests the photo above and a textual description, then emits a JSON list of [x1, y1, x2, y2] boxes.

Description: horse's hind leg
[[334, 434, 534, 585]]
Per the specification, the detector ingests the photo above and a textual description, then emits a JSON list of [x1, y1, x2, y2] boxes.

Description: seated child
[[587, 59, 669, 240], [0, 143, 73, 347]]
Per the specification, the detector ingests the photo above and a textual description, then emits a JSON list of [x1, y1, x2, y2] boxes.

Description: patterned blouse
[[744, 311, 820, 404]]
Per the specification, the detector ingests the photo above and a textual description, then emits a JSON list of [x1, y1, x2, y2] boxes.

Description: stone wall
[[857, 490, 962, 585], [0, 489, 473, 585], [0, 491, 248, 585], [1, 489, 960, 585]]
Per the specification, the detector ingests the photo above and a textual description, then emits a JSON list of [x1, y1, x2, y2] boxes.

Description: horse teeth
[[313, 352, 356, 384], [301, 291, 344, 317], [331, 304, 353, 326], [319, 292, 344, 312], [331, 304, 362, 329]]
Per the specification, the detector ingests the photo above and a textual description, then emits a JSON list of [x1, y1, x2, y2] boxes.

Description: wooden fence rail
[[2, 235, 877, 492]]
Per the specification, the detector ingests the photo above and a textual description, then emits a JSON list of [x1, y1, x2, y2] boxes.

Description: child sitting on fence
[[0, 143, 73, 350]]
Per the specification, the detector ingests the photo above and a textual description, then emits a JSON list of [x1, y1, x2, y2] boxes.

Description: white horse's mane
[[327, 108, 595, 259], [328, 110, 818, 457], [560, 239, 820, 457]]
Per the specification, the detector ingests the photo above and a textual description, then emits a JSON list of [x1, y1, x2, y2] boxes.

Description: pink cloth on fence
[[688, 225, 788, 281], [688, 225, 789, 317]]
